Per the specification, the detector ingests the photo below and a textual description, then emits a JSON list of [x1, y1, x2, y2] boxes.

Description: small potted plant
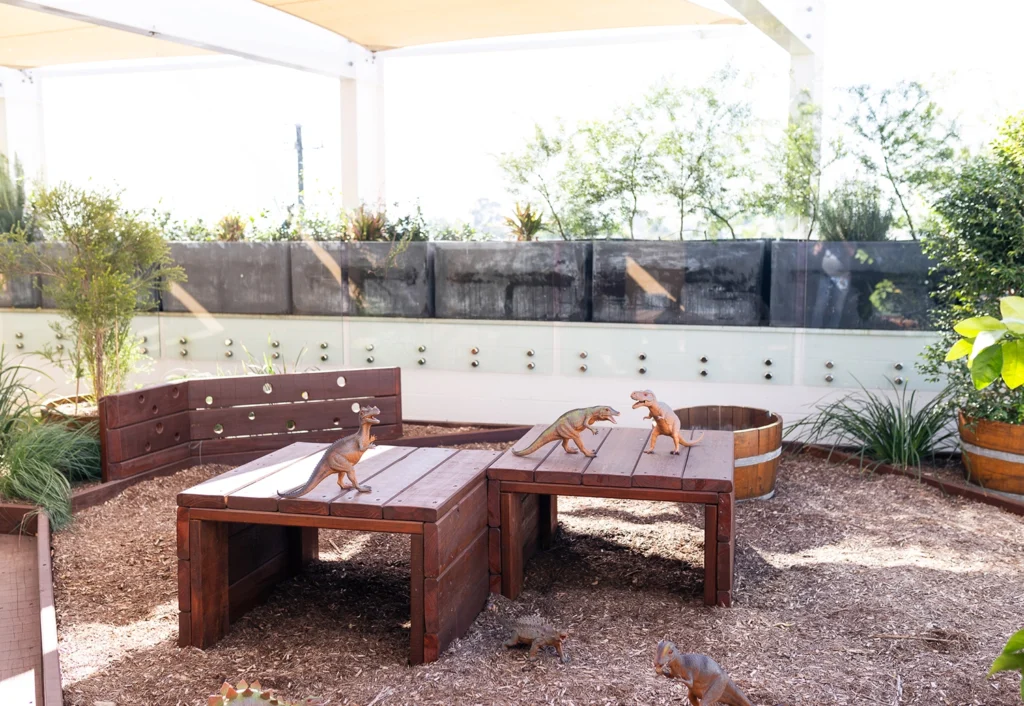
[[944, 295, 1024, 493]]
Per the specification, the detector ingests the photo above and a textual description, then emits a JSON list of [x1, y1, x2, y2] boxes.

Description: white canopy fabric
[[255, 0, 743, 52], [0, 4, 209, 69]]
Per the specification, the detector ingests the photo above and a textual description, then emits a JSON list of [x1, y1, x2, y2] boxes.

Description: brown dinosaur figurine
[[630, 390, 703, 455], [654, 641, 753, 706], [511, 405, 620, 458], [503, 615, 569, 662], [277, 405, 380, 497]]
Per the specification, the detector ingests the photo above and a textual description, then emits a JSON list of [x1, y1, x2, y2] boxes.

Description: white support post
[[340, 58, 386, 210], [0, 67, 45, 181]]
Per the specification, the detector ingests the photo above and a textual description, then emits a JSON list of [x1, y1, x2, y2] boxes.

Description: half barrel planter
[[958, 412, 1024, 495], [674, 405, 782, 500]]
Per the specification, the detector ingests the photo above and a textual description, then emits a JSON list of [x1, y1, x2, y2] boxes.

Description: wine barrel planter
[[958, 412, 1024, 496], [674, 405, 782, 501], [40, 395, 98, 430]]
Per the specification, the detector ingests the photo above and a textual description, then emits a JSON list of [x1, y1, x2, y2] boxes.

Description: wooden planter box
[[40, 395, 98, 429], [958, 412, 1024, 496], [675, 405, 782, 500]]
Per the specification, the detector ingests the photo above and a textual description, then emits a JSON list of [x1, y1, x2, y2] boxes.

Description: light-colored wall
[[0, 310, 939, 425]]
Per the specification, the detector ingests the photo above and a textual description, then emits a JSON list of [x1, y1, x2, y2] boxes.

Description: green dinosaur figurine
[[511, 405, 620, 458]]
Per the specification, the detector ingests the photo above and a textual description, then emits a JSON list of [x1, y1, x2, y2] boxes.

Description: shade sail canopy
[[256, 0, 744, 52], [0, 4, 209, 69]]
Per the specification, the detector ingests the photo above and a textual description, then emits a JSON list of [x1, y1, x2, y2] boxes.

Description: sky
[[30, 0, 1024, 232]]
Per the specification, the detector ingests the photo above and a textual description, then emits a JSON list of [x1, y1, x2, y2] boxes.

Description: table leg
[[410, 535, 425, 665], [500, 492, 524, 600], [703, 504, 718, 606], [716, 492, 735, 607], [539, 494, 558, 550], [188, 519, 229, 648]]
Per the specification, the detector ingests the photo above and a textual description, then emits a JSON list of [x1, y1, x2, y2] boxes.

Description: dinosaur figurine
[[208, 679, 324, 706], [630, 390, 703, 455], [511, 406, 620, 458], [277, 405, 380, 497], [503, 615, 569, 662], [654, 642, 753, 706]]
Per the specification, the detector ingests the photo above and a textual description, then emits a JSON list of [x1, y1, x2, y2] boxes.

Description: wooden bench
[[176, 442, 497, 664], [487, 425, 737, 606], [99, 367, 402, 482]]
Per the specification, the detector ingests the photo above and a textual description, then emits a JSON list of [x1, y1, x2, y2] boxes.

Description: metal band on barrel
[[734, 447, 782, 467], [961, 440, 1024, 465]]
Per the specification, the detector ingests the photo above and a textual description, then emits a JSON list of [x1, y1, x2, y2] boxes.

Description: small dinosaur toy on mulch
[[654, 641, 753, 706], [208, 680, 324, 706], [503, 615, 570, 662]]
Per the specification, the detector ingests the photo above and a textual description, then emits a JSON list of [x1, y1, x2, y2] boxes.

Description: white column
[[340, 58, 386, 210], [0, 68, 46, 182]]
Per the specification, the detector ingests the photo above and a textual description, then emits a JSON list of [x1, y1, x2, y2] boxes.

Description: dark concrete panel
[[345, 242, 434, 318], [434, 242, 590, 321], [769, 241, 935, 330], [290, 242, 344, 316], [592, 240, 767, 326], [163, 243, 291, 315]]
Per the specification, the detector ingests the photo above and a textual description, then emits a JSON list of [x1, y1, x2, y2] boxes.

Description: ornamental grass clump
[[788, 381, 956, 470], [0, 348, 101, 528]]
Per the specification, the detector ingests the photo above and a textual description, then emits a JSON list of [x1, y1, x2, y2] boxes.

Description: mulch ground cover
[[52, 444, 1024, 705]]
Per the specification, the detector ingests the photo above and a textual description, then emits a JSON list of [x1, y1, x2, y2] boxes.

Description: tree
[[818, 179, 893, 242], [0, 184, 184, 401], [498, 123, 615, 239], [846, 81, 958, 239], [0, 153, 26, 236]]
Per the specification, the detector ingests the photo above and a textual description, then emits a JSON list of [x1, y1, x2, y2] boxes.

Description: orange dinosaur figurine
[[630, 390, 704, 455], [654, 641, 753, 706]]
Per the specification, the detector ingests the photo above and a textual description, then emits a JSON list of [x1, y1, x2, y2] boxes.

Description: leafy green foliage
[[846, 81, 958, 239], [787, 381, 956, 470], [988, 629, 1024, 700], [945, 297, 1024, 390], [215, 214, 246, 242], [0, 153, 27, 236], [920, 113, 1024, 424], [0, 348, 101, 529], [819, 180, 893, 242], [505, 203, 544, 241], [0, 185, 184, 400]]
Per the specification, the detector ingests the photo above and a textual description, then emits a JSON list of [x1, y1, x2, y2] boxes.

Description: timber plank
[[105, 410, 191, 462], [190, 396, 398, 441], [499, 481, 717, 504], [385, 450, 499, 522], [533, 427, 610, 485], [187, 507, 423, 534], [225, 452, 326, 512], [178, 443, 327, 508], [331, 447, 456, 519], [704, 504, 717, 606], [422, 482, 487, 578], [189, 367, 399, 409], [410, 535, 425, 665], [682, 430, 733, 492], [488, 424, 557, 482], [101, 382, 188, 429], [106, 443, 190, 481], [423, 528, 488, 657], [487, 479, 500, 527], [500, 492, 523, 600], [277, 446, 416, 515], [583, 427, 650, 487], [176, 507, 189, 559], [189, 520, 229, 648], [631, 430, 695, 489]]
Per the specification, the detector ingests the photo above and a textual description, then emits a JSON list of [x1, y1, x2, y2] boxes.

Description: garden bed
[[53, 449, 1024, 705]]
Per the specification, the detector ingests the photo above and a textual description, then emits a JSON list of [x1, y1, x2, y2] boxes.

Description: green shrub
[[989, 628, 1024, 700], [787, 381, 956, 470], [819, 180, 893, 242], [0, 153, 26, 236]]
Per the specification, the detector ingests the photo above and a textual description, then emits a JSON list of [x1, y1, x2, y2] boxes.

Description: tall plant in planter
[[922, 113, 1024, 492], [0, 184, 184, 401]]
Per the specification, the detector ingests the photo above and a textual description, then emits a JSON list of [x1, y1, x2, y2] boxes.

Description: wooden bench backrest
[[99, 367, 402, 482]]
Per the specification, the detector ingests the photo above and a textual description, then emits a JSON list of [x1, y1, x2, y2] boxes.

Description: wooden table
[[486, 426, 736, 606], [176, 442, 498, 664]]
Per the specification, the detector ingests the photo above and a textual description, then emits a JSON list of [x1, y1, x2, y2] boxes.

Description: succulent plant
[[207, 680, 324, 706]]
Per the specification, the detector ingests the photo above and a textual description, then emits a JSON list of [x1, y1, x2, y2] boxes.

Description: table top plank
[[533, 427, 612, 485], [177, 442, 328, 508], [277, 446, 417, 515], [384, 449, 499, 522], [225, 452, 326, 512], [682, 430, 734, 492], [582, 427, 651, 488], [331, 447, 457, 520], [487, 424, 558, 482], [630, 430, 697, 489]]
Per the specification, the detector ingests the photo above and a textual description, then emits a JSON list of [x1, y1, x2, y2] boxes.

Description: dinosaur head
[[589, 406, 620, 424], [631, 390, 657, 409], [557, 629, 569, 642], [359, 405, 381, 425], [653, 640, 678, 677]]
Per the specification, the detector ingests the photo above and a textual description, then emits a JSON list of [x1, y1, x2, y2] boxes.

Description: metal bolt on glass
[[320, 354, 329, 361], [180, 349, 188, 357], [418, 345, 427, 352], [366, 356, 375, 363], [579, 351, 588, 359], [526, 349, 535, 357], [700, 355, 708, 363], [179, 337, 188, 345], [55, 344, 64, 352], [764, 358, 773, 366], [764, 372, 773, 380], [894, 362, 904, 370], [225, 338, 233, 346], [15, 332, 22, 339], [470, 346, 480, 355], [825, 360, 834, 369], [579, 364, 588, 372], [225, 351, 233, 358], [638, 352, 647, 360], [320, 342, 329, 349], [55, 332, 63, 340], [271, 340, 280, 348], [700, 369, 708, 377], [366, 343, 374, 351], [639, 366, 647, 375], [272, 352, 280, 359], [471, 360, 480, 367], [15, 343, 23, 350], [527, 362, 536, 370], [140, 347, 148, 355], [417, 357, 426, 365], [894, 376, 904, 385], [825, 374, 834, 382]]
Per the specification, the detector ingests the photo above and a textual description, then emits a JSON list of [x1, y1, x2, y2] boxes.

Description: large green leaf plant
[[945, 296, 1024, 391], [990, 629, 1024, 700]]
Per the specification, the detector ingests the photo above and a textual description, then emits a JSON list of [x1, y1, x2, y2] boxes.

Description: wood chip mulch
[[52, 447, 1024, 706]]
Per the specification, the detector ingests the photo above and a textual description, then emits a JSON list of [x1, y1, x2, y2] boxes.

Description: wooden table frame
[[176, 444, 494, 664], [486, 426, 736, 607]]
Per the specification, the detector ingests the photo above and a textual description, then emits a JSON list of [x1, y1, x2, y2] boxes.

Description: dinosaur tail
[[680, 430, 705, 447], [277, 456, 332, 498], [511, 432, 554, 457], [720, 680, 754, 706]]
